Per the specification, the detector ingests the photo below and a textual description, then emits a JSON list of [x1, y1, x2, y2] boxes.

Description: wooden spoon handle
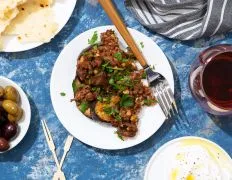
[[98, 0, 148, 67]]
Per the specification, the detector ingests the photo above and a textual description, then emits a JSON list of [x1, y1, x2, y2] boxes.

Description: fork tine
[[157, 83, 172, 117], [153, 86, 169, 118], [42, 120, 50, 143], [167, 87, 178, 113], [43, 120, 55, 144], [162, 84, 175, 116]]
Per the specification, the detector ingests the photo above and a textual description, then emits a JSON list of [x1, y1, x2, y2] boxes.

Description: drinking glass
[[189, 44, 232, 115]]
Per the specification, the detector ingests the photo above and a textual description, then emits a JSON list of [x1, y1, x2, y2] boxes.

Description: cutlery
[[53, 135, 73, 180], [59, 135, 73, 169], [98, 0, 178, 118], [41, 120, 66, 180]]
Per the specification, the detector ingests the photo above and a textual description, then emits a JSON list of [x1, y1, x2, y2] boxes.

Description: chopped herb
[[60, 92, 66, 96], [97, 96, 103, 102], [142, 72, 147, 79], [93, 45, 98, 50], [79, 102, 89, 113], [122, 58, 129, 62], [103, 96, 111, 103], [102, 62, 123, 72], [115, 131, 124, 141], [144, 99, 156, 106], [82, 51, 91, 56], [103, 106, 121, 120], [109, 78, 114, 85], [92, 87, 101, 93], [88, 31, 98, 45], [72, 80, 78, 93], [103, 106, 117, 115], [140, 42, 144, 48], [72, 80, 85, 93], [114, 52, 122, 61], [120, 94, 134, 107], [115, 114, 122, 121]]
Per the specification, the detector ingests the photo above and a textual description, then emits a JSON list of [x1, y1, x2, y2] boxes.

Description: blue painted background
[[0, 0, 231, 179]]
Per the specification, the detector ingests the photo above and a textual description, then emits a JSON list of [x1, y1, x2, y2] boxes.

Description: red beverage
[[202, 52, 232, 110], [189, 44, 232, 115]]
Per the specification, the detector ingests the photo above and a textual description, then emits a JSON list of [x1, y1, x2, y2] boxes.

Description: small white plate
[[50, 25, 174, 150], [144, 136, 232, 180], [0, 76, 31, 153], [1, 0, 77, 52]]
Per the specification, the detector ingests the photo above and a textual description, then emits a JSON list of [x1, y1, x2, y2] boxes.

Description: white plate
[[0, 76, 31, 153], [50, 25, 174, 150], [1, 0, 77, 52], [144, 136, 232, 180]]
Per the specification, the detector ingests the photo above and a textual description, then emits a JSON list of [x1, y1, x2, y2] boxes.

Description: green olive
[[2, 100, 19, 116], [0, 86, 4, 98], [4, 86, 19, 102], [8, 108, 23, 122]]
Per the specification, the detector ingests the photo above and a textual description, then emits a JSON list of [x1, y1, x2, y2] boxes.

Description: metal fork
[[99, 0, 178, 118], [145, 67, 178, 118]]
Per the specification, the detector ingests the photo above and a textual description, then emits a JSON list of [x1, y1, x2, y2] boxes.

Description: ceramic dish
[[50, 25, 174, 150], [144, 136, 232, 180], [1, 0, 76, 52], [0, 76, 31, 153]]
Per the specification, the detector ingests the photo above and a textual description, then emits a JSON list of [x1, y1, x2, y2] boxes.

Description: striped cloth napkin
[[125, 0, 232, 40]]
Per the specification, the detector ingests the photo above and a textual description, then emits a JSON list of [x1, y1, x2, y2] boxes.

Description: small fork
[[99, 0, 178, 118]]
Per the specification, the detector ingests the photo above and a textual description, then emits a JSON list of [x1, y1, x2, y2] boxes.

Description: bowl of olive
[[0, 76, 31, 152]]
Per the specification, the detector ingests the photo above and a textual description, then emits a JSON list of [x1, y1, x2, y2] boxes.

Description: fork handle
[[98, 0, 148, 67]]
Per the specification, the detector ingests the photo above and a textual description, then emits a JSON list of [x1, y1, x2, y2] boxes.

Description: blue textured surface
[[0, 0, 231, 179]]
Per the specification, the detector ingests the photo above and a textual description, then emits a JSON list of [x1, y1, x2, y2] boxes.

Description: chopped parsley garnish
[[93, 44, 98, 50], [79, 102, 89, 113], [97, 96, 103, 102], [115, 131, 124, 141], [72, 80, 84, 93], [101, 62, 123, 73], [88, 31, 98, 45], [122, 58, 129, 62], [72, 80, 78, 93], [144, 99, 156, 106], [103, 106, 121, 121], [103, 106, 118, 115], [114, 52, 122, 61], [140, 42, 144, 48], [103, 97, 111, 103], [120, 94, 134, 107], [142, 72, 147, 79], [92, 87, 101, 93], [60, 92, 66, 96]]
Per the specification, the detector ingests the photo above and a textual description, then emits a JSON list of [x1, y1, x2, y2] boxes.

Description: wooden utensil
[[98, 0, 178, 118], [98, 0, 147, 67]]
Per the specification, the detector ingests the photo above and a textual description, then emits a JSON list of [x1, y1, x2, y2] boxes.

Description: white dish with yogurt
[[144, 136, 232, 180]]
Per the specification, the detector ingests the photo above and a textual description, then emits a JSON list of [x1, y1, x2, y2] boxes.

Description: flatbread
[[0, 0, 27, 19], [0, 8, 19, 34], [3, 0, 58, 43]]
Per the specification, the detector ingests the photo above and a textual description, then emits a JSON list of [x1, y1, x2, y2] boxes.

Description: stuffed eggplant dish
[[72, 30, 156, 139]]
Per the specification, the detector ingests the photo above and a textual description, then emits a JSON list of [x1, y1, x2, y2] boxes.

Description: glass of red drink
[[189, 44, 232, 115]]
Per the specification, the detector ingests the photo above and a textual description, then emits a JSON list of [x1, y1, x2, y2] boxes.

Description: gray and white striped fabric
[[125, 0, 232, 40]]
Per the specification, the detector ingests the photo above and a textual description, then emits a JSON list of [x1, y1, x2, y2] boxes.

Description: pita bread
[[0, 0, 27, 19], [3, 0, 58, 43], [0, 8, 19, 34]]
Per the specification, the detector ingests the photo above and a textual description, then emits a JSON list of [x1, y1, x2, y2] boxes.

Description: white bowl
[[0, 76, 31, 153], [144, 136, 232, 180]]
